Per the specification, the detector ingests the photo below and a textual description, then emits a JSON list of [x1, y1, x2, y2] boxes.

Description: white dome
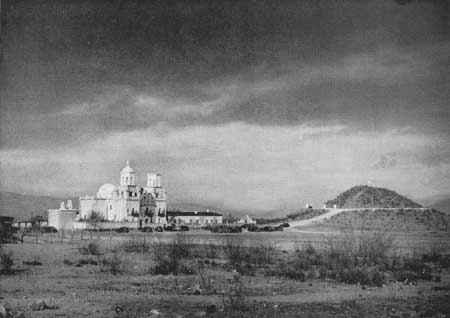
[[97, 183, 117, 199]]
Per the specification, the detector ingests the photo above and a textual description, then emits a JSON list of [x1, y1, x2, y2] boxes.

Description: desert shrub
[[250, 242, 276, 266], [266, 244, 323, 281], [202, 242, 221, 259], [266, 261, 306, 281], [197, 262, 219, 294], [224, 237, 275, 269], [422, 246, 450, 268], [224, 236, 246, 265], [355, 228, 395, 265], [99, 249, 124, 275], [188, 242, 222, 259], [323, 226, 395, 269], [78, 257, 98, 266], [151, 234, 193, 275], [0, 247, 14, 273], [389, 254, 433, 282], [322, 237, 354, 271], [266, 228, 397, 286], [221, 272, 247, 313], [63, 259, 75, 265], [78, 241, 102, 255], [336, 266, 386, 286], [121, 236, 150, 253]]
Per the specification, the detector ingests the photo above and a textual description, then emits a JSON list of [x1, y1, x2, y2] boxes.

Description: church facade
[[79, 161, 167, 224]]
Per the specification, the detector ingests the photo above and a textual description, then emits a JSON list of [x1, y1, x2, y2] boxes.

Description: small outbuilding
[[48, 200, 79, 230], [166, 211, 223, 226], [237, 215, 256, 225]]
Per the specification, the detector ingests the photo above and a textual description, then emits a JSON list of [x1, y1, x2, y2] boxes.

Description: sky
[[1, 0, 449, 213]]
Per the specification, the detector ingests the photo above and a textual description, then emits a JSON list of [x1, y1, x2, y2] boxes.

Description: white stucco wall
[[48, 209, 78, 230]]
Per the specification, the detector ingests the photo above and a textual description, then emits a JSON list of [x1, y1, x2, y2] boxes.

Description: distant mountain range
[[168, 201, 223, 213], [0, 192, 79, 221], [418, 194, 450, 214], [1, 188, 449, 222], [325, 185, 422, 209]]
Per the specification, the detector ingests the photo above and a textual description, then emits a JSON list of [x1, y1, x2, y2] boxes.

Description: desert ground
[[1, 215, 450, 318]]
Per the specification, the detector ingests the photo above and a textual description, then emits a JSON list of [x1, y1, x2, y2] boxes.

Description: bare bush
[[197, 262, 219, 294], [0, 247, 14, 273], [223, 237, 276, 275], [121, 236, 150, 253], [202, 242, 221, 259], [221, 271, 247, 313], [323, 225, 396, 269], [99, 249, 124, 275], [224, 236, 246, 265], [422, 245, 450, 268], [78, 241, 102, 255], [151, 233, 193, 275], [266, 227, 397, 286]]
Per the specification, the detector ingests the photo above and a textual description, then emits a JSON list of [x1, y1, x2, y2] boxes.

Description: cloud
[[1, 0, 449, 212], [374, 153, 398, 169], [1, 123, 448, 212], [3, 40, 448, 151]]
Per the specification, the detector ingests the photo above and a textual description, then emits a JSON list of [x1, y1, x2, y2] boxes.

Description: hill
[[326, 185, 422, 209], [0, 192, 78, 221], [319, 208, 450, 235]]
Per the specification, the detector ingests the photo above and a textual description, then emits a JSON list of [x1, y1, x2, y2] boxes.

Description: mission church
[[79, 160, 167, 226], [48, 160, 223, 230]]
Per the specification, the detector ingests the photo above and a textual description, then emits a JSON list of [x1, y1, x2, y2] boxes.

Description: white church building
[[79, 160, 167, 224]]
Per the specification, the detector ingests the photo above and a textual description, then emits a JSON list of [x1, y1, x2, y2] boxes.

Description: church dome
[[121, 160, 134, 174], [97, 183, 117, 199]]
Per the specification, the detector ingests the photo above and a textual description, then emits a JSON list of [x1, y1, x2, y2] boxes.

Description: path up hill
[[326, 185, 422, 209]]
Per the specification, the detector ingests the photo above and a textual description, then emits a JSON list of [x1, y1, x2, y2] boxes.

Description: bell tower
[[120, 160, 136, 187]]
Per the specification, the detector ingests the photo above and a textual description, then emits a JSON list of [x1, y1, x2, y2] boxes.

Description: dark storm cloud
[[1, 0, 449, 150]]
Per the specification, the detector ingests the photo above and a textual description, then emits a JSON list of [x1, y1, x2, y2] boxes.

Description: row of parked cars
[[204, 222, 290, 233], [138, 224, 190, 233], [20, 226, 58, 234]]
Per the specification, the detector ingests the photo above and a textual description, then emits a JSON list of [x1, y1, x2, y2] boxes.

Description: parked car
[[115, 226, 129, 233], [263, 226, 274, 232], [40, 226, 58, 233], [140, 226, 153, 233], [247, 224, 259, 232], [180, 225, 189, 231], [280, 223, 290, 228], [164, 225, 176, 231], [155, 226, 164, 232], [201, 225, 212, 231], [230, 226, 242, 233]]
